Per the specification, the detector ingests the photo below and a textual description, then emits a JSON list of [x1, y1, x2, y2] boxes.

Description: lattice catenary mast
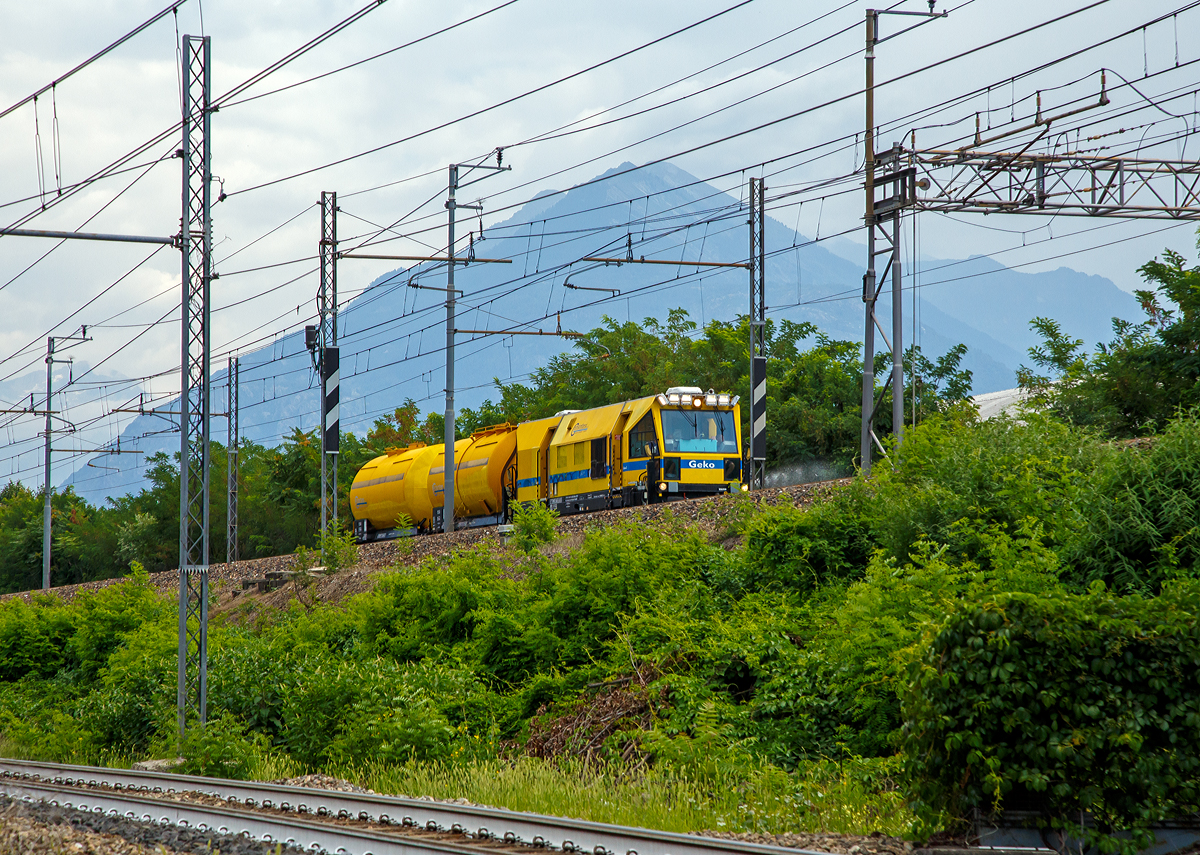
[[178, 33, 212, 737], [860, 9, 1200, 472]]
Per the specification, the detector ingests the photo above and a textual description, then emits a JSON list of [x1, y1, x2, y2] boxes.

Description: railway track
[[0, 759, 826, 855]]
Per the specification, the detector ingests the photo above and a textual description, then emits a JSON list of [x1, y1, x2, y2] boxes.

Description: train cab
[[639, 386, 743, 504]]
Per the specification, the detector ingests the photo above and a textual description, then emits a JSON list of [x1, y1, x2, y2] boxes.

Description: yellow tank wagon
[[350, 386, 744, 541]]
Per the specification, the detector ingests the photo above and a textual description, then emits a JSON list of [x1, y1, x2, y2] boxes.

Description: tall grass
[[322, 755, 913, 836]]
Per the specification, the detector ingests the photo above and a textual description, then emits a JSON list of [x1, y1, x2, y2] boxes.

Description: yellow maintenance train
[[350, 386, 744, 541]]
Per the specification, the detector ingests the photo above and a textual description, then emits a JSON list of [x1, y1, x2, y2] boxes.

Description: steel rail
[[0, 775, 488, 855], [0, 759, 826, 855]]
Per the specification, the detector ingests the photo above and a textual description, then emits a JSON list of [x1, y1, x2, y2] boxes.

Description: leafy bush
[[743, 501, 873, 594], [68, 563, 163, 677], [176, 713, 263, 779], [868, 411, 1103, 567], [0, 597, 74, 681], [295, 521, 360, 573], [1018, 235, 1200, 436], [746, 525, 1062, 764], [328, 690, 455, 765], [1063, 412, 1200, 594], [903, 583, 1200, 838], [510, 501, 558, 553]]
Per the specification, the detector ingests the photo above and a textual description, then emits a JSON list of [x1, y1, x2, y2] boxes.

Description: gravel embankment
[[0, 795, 302, 854], [699, 831, 912, 855]]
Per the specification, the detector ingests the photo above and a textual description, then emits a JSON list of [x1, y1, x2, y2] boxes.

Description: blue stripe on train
[[517, 476, 540, 489], [622, 460, 649, 472]]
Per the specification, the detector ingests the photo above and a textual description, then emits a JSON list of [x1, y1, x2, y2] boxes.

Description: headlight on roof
[[668, 393, 681, 405], [691, 396, 703, 408], [705, 393, 717, 406], [657, 394, 668, 406], [717, 394, 730, 406]]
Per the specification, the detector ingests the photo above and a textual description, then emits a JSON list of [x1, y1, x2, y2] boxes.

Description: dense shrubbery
[[2, 402, 1199, 839], [1063, 412, 1200, 593], [904, 585, 1200, 837]]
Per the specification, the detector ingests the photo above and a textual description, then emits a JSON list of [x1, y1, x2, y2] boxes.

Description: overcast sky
[[1, 0, 1198, 467]]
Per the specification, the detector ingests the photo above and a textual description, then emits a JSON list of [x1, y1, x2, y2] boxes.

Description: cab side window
[[628, 413, 657, 459]]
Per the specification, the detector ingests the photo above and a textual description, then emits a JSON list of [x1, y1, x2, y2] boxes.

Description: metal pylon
[[860, 143, 906, 474], [227, 355, 239, 565], [319, 191, 338, 537], [178, 33, 211, 739], [748, 177, 767, 490]]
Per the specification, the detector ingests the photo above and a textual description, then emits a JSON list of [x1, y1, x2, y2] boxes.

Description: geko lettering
[[686, 460, 717, 469]]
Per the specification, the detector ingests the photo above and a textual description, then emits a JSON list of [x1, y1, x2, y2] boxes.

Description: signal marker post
[[318, 192, 339, 543], [323, 347, 340, 462], [748, 178, 766, 490]]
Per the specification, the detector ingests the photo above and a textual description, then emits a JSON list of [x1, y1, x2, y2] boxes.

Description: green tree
[[1018, 231, 1200, 435], [484, 309, 969, 468]]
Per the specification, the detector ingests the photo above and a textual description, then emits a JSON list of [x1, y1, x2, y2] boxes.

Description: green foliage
[[295, 521, 360, 574], [642, 700, 760, 783], [68, 563, 163, 678], [1063, 412, 1200, 594], [485, 310, 969, 468], [866, 409, 1104, 567], [1018, 230, 1200, 436], [0, 597, 74, 681], [116, 513, 158, 569], [176, 713, 262, 780], [743, 502, 873, 594], [510, 501, 558, 553], [746, 526, 1062, 764], [903, 584, 1200, 837]]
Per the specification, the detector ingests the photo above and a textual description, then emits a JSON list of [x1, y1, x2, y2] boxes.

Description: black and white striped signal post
[[748, 178, 767, 490], [318, 192, 339, 539], [323, 346, 340, 456]]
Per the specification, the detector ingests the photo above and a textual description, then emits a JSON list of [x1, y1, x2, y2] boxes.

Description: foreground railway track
[[0, 759, 826, 855]]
